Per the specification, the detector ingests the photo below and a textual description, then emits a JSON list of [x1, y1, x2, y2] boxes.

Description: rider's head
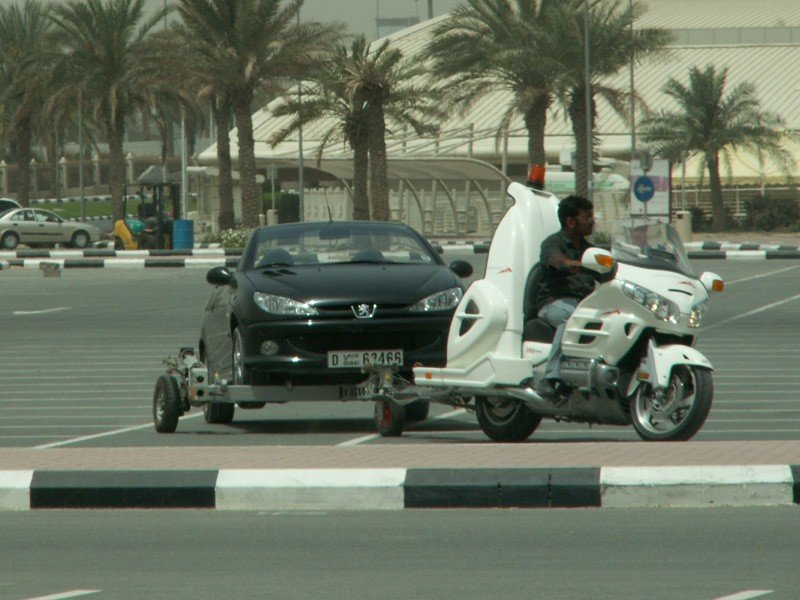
[[558, 195, 594, 238]]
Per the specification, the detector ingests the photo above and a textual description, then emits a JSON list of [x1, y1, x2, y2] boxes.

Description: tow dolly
[[152, 347, 469, 437]]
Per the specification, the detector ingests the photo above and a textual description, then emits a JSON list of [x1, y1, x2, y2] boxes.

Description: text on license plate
[[327, 349, 403, 368]]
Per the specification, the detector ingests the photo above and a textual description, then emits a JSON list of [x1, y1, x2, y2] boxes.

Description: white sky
[[149, 0, 464, 39]]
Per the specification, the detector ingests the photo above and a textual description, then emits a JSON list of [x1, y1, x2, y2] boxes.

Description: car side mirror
[[699, 271, 724, 293], [581, 247, 614, 273], [207, 266, 236, 287], [449, 260, 473, 278]]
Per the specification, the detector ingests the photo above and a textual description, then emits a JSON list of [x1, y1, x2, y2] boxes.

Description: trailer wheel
[[374, 399, 406, 437], [153, 375, 180, 433]]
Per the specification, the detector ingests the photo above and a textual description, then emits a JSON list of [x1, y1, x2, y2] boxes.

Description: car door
[[32, 210, 65, 245], [10, 210, 39, 243]]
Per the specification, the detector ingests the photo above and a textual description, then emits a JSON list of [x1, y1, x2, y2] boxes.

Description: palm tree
[[269, 38, 371, 220], [271, 35, 441, 221], [545, 0, 670, 198], [426, 0, 563, 173], [350, 39, 442, 221], [640, 65, 794, 231], [48, 0, 168, 223], [176, 0, 341, 227], [0, 0, 53, 207]]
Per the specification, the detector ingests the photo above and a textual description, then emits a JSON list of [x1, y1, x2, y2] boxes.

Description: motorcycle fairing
[[628, 339, 714, 395]]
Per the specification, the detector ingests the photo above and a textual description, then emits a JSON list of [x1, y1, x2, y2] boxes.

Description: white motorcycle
[[408, 182, 724, 442]]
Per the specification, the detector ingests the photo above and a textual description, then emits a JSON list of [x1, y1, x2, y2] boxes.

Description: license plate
[[327, 349, 403, 369]]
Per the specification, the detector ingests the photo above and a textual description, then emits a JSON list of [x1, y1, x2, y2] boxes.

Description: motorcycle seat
[[522, 263, 556, 342]]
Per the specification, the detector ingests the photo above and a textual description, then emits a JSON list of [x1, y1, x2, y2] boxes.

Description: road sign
[[633, 175, 655, 202]]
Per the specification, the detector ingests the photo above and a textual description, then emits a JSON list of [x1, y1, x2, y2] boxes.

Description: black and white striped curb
[[0, 257, 239, 270], [0, 248, 241, 259], [2, 465, 799, 510], [684, 241, 800, 259]]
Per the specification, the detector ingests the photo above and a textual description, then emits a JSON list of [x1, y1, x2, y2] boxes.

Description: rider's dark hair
[[558, 195, 593, 229]]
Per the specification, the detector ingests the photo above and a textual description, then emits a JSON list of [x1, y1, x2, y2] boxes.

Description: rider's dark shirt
[[535, 230, 598, 313]]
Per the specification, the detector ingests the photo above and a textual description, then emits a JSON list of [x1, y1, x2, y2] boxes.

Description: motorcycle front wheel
[[631, 365, 712, 441], [475, 396, 542, 442]]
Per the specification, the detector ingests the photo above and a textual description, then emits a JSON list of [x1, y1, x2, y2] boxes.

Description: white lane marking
[[336, 408, 467, 447], [704, 292, 800, 332], [23, 590, 101, 600], [33, 412, 204, 449], [12, 307, 70, 316], [725, 264, 800, 285], [712, 590, 773, 600]]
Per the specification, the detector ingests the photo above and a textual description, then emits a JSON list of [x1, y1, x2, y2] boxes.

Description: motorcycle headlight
[[253, 292, 319, 316], [621, 281, 680, 324], [409, 287, 463, 312], [688, 299, 708, 328]]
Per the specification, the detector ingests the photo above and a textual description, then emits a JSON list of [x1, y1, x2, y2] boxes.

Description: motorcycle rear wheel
[[631, 365, 712, 441], [476, 396, 542, 442]]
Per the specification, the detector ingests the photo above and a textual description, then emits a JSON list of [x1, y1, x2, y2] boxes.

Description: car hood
[[244, 264, 461, 305]]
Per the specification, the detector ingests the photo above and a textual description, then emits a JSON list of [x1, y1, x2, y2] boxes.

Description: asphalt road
[[1, 507, 798, 600], [1, 255, 799, 448]]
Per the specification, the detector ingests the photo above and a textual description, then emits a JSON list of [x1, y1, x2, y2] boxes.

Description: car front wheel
[[201, 342, 235, 424], [233, 327, 266, 409], [71, 230, 90, 248]]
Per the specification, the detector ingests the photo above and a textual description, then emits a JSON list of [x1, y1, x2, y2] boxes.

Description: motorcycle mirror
[[700, 272, 724, 293], [581, 247, 614, 273]]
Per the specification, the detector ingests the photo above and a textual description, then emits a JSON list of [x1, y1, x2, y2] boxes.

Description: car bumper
[[240, 315, 452, 386]]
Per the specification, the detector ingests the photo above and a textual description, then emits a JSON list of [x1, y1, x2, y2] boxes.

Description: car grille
[[288, 331, 441, 353]]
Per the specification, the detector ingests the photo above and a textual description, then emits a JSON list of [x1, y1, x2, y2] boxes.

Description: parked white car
[[0, 208, 98, 249]]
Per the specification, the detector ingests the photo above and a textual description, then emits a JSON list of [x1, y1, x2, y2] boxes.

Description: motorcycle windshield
[[610, 219, 694, 276]]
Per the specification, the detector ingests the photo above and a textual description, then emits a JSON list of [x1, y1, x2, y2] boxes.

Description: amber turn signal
[[595, 253, 614, 268]]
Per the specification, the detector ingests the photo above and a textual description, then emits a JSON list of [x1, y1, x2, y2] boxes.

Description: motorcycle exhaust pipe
[[453, 386, 560, 416]]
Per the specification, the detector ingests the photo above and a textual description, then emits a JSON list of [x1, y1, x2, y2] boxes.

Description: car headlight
[[253, 292, 319, 316], [621, 281, 680, 324], [688, 299, 708, 328], [409, 287, 463, 312]]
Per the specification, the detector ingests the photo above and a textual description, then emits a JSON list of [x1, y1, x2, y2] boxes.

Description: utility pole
[[584, 0, 593, 204], [297, 9, 305, 221], [428, 0, 433, 19]]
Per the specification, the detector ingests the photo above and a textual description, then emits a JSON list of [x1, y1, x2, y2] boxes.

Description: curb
[[0, 257, 240, 269], [2, 465, 799, 510]]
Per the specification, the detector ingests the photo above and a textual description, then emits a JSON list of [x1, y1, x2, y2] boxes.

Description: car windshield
[[244, 222, 439, 269], [610, 218, 694, 276]]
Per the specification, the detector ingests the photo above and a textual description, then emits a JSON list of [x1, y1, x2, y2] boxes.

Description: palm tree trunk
[[232, 90, 261, 228], [212, 96, 235, 230], [707, 154, 726, 231], [351, 124, 369, 220], [569, 87, 590, 199], [524, 94, 550, 171], [367, 102, 390, 221], [107, 115, 127, 223], [15, 117, 33, 207]]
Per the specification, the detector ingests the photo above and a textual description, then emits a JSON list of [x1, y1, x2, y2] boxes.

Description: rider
[[533, 195, 611, 401]]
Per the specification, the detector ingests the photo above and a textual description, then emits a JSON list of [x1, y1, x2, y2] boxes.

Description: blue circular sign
[[633, 176, 655, 202]]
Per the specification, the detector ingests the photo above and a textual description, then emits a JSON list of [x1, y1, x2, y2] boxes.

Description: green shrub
[[202, 228, 252, 248], [743, 195, 800, 231]]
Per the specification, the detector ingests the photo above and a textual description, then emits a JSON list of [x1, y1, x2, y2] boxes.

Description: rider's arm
[[541, 239, 582, 273], [545, 250, 582, 271]]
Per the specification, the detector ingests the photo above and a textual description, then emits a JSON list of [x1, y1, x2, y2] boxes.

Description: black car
[[199, 220, 473, 424]]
